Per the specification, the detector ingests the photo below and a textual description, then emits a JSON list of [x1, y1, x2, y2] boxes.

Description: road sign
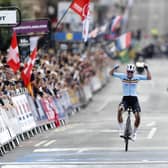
[[0, 7, 21, 27], [0, 10, 17, 24]]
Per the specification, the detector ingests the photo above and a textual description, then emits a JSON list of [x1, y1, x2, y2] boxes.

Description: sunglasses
[[127, 71, 134, 73]]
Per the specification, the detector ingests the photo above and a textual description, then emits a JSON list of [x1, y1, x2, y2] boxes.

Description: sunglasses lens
[[127, 71, 134, 73]]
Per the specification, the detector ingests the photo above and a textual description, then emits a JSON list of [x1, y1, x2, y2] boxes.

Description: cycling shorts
[[119, 96, 141, 113]]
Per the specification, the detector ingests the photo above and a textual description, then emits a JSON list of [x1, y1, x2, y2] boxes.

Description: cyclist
[[110, 63, 152, 140]]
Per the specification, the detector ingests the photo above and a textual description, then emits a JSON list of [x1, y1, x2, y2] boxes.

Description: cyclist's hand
[[114, 64, 119, 70], [144, 64, 148, 70]]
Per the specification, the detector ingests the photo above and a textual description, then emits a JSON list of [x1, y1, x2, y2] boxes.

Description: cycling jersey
[[112, 72, 147, 96]]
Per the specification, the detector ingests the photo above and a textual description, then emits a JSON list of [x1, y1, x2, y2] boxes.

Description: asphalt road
[[0, 58, 168, 168]]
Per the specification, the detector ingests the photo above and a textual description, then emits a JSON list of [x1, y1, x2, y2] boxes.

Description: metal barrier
[[0, 67, 110, 156]]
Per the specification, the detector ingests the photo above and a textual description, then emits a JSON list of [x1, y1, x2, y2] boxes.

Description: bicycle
[[120, 106, 133, 152]]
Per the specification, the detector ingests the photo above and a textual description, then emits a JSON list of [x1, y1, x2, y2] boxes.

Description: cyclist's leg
[[131, 111, 140, 141], [118, 105, 124, 136], [133, 98, 141, 128], [132, 97, 141, 139], [134, 111, 141, 128], [118, 104, 124, 123], [118, 97, 126, 135]]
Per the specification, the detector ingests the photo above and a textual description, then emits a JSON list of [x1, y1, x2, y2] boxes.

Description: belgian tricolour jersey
[[112, 73, 147, 96]]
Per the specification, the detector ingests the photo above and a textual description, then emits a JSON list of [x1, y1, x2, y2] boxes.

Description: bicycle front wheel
[[125, 138, 129, 151], [124, 115, 132, 152]]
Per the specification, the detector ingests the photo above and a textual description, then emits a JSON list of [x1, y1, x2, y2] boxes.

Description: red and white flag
[[21, 48, 37, 86], [70, 0, 90, 21], [7, 31, 20, 73], [70, 0, 90, 42]]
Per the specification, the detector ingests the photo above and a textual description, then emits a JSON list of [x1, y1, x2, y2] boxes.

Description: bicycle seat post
[[127, 106, 132, 115]]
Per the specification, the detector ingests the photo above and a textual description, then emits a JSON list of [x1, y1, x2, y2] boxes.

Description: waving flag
[[70, 0, 90, 42], [70, 0, 90, 21], [82, 11, 90, 42], [7, 31, 20, 73], [21, 48, 37, 86], [111, 16, 122, 32], [115, 32, 131, 51]]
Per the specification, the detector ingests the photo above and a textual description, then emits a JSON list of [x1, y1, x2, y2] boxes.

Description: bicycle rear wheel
[[125, 138, 129, 151], [124, 115, 132, 152]]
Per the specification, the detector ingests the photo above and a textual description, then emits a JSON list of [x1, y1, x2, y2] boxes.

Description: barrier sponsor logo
[[40, 98, 56, 121], [11, 94, 36, 132], [0, 112, 11, 144]]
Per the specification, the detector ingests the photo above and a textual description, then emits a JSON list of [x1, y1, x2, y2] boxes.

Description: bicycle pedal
[[120, 135, 125, 138], [120, 135, 127, 139], [120, 135, 133, 141]]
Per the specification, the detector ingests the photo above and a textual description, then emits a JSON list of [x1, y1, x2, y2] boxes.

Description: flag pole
[[55, 1, 74, 29]]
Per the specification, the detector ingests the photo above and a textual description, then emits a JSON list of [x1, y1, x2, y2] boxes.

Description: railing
[[0, 67, 110, 156]]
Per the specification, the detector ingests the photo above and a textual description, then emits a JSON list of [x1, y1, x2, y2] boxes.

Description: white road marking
[[2, 160, 168, 166], [77, 149, 86, 153], [54, 124, 77, 132], [142, 160, 149, 162], [99, 129, 118, 133], [34, 148, 79, 153], [43, 140, 56, 147], [146, 121, 156, 127], [54, 127, 67, 132], [34, 140, 48, 147], [67, 129, 119, 134], [33, 146, 168, 153], [147, 127, 157, 139]]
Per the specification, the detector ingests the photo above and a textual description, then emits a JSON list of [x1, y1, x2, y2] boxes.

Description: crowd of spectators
[[0, 44, 111, 109], [30, 46, 110, 99]]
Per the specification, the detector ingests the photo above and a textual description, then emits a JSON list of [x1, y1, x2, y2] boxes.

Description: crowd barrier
[[0, 67, 110, 156]]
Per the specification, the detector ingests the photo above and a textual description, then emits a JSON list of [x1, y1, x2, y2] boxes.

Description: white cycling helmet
[[126, 64, 135, 72]]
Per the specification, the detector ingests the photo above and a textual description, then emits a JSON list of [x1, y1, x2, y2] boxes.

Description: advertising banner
[[11, 94, 36, 132], [53, 97, 66, 119], [0, 111, 11, 144], [18, 36, 30, 62], [0, 108, 17, 139], [40, 98, 56, 121], [53, 32, 82, 42], [13, 19, 49, 35], [20, 94, 36, 127]]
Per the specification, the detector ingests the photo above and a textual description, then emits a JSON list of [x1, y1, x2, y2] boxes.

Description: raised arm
[[110, 64, 119, 76], [144, 64, 152, 80]]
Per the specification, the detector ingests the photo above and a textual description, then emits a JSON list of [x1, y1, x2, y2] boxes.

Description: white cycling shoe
[[131, 133, 137, 141], [119, 130, 124, 137]]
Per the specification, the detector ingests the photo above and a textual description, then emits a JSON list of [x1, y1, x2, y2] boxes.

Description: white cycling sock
[[133, 127, 138, 134], [119, 122, 124, 131]]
